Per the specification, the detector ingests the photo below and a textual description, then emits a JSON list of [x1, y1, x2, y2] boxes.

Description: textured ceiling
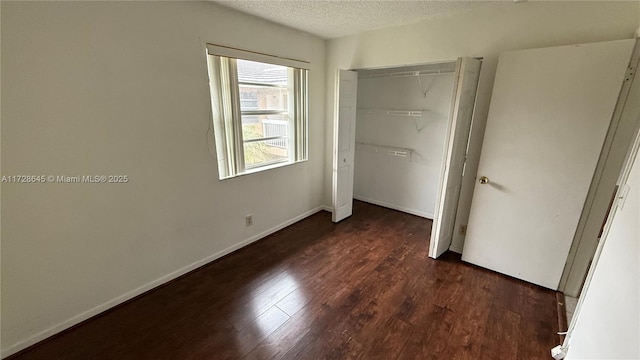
[[214, 1, 500, 39]]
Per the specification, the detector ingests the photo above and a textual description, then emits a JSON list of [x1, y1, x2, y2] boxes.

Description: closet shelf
[[359, 69, 454, 79], [356, 141, 413, 158], [357, 108, 425, 117]]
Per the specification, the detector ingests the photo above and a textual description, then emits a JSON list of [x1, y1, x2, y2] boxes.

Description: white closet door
[[332, 70, 358, 222], [429, 57, 481, 259], [462, 40, 634, 289]]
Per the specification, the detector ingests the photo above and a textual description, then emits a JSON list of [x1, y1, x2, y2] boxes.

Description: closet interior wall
[[354, 62, 456, 218]]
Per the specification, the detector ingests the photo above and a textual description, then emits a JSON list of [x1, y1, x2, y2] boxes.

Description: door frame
[[559, 38, 640, 297], [562, 75, 640, 353]]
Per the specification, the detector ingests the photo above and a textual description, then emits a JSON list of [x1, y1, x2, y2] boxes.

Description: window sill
[[218, 158, 307, 180]]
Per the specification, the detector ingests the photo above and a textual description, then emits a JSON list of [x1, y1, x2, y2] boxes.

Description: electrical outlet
[[245, 214, 253, 226], [459, 225, 467, 236]]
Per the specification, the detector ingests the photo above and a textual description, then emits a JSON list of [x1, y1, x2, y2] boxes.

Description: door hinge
[[617, 183, 631, 210]]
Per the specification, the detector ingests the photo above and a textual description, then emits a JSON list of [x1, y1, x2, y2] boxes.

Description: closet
[[353, 62, 457, 219], [333, 58, 481, 257]]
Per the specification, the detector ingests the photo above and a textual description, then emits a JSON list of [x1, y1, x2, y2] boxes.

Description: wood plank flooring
[[8, 201, 559, 360]]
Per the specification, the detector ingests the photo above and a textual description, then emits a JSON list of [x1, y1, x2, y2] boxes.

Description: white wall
[[0, 1, 325, 356], [354, 68, 455, 218], [324, 1, 639, 252], [566, 146, 640, 359]]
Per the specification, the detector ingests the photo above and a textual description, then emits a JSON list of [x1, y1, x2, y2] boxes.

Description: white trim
[[562, 128, 640, 355], [206, 44, 309, 70], [448, 243, 464, 254], [0, 206, 327, 358], [230, 158, 306, 178], [353, 195, 434, 219]]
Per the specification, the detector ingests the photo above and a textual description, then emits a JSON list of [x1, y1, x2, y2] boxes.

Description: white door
[[429, 57, 482, 258], [332, 70, 358, 222], [462, 40, 634, 289]]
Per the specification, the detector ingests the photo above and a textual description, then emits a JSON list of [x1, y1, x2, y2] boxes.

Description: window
[[206, 44, 309, 179]]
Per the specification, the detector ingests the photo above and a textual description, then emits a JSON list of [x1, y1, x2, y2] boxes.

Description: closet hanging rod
[[359, 69, 454, 79], [357, 108, 424, 117]]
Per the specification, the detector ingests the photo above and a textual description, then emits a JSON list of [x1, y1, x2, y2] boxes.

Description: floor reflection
[[234, 270, 310, 357], [250, 271, 305, 335]]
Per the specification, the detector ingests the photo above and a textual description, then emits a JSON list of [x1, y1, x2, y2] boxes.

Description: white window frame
[[206, 44, 309, 179]]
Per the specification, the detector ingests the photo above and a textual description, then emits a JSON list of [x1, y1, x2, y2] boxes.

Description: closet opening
[[353, 62, 457, 219], [332, 58, 482, 259]]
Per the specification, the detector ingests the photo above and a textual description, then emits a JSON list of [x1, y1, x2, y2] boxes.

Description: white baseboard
[[448, 243, 464, 254], [1, 206, 326, 358], [353, 195, 433, 219]]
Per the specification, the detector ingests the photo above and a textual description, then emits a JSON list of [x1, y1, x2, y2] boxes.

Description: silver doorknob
[[479, 176, 489, 184]]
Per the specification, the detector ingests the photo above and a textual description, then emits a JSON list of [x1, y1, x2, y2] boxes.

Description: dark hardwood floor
[[9, 201, 559, 360]]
